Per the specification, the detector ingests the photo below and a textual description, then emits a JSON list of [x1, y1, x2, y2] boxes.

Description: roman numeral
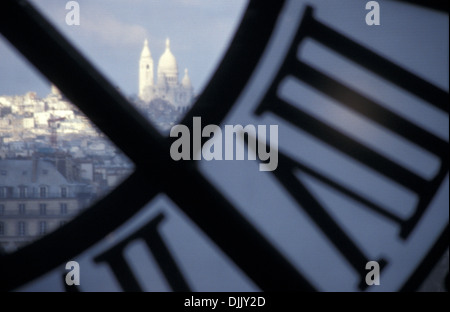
[[255, 6, 449, 239], [94, 213, 191, 292], [251, 5, 448, 290]]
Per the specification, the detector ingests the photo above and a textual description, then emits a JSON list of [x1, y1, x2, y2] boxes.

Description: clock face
[[0, 0, 448, 292]]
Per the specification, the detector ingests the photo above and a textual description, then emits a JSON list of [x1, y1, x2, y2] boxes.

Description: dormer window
[[39, 186, 48, 198], [18, 186, 27, 198], [61, 187, 67, 198]]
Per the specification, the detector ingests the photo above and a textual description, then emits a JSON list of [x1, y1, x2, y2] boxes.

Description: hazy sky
[[0, 0, 248, 97]]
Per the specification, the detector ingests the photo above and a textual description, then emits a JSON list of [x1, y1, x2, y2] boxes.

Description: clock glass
[[0, 0, 447, 292]]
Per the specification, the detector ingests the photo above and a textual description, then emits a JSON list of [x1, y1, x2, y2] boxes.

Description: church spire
[[182, 68, 192, 88], [139, 38, 154, 101], [165, 38, 170, 51], [141, 38, 151, 58]]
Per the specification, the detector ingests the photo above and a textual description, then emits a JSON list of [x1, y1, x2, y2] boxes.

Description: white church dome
[[157, 38, 178, 81]]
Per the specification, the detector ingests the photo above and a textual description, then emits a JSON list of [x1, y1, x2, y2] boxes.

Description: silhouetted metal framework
[[0, 0, 448, 292]]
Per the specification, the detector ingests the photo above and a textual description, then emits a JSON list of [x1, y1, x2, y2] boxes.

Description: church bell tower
[[139, 39, 154, 101]]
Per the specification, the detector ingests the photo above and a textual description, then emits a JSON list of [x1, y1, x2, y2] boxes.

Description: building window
[[39, 221, 47, 235], [18, 203, 26, 215], [19, 186, 27, 198], [0, 204, 4, 215], [0, 222, 4, 236], [40, 186, 47, 198], [39, 203, 47, 215], [60, 203, 68, 215], [0, 170, 6, 176], [18, 221, 26, 236], [0, 187, 6, 198], [61, 187, 67, 198], [7, 187, 13, 198], [60, 221, 66, 228]]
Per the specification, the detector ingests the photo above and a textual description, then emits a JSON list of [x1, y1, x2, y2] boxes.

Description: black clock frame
[[0, 0, 448, 292]]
